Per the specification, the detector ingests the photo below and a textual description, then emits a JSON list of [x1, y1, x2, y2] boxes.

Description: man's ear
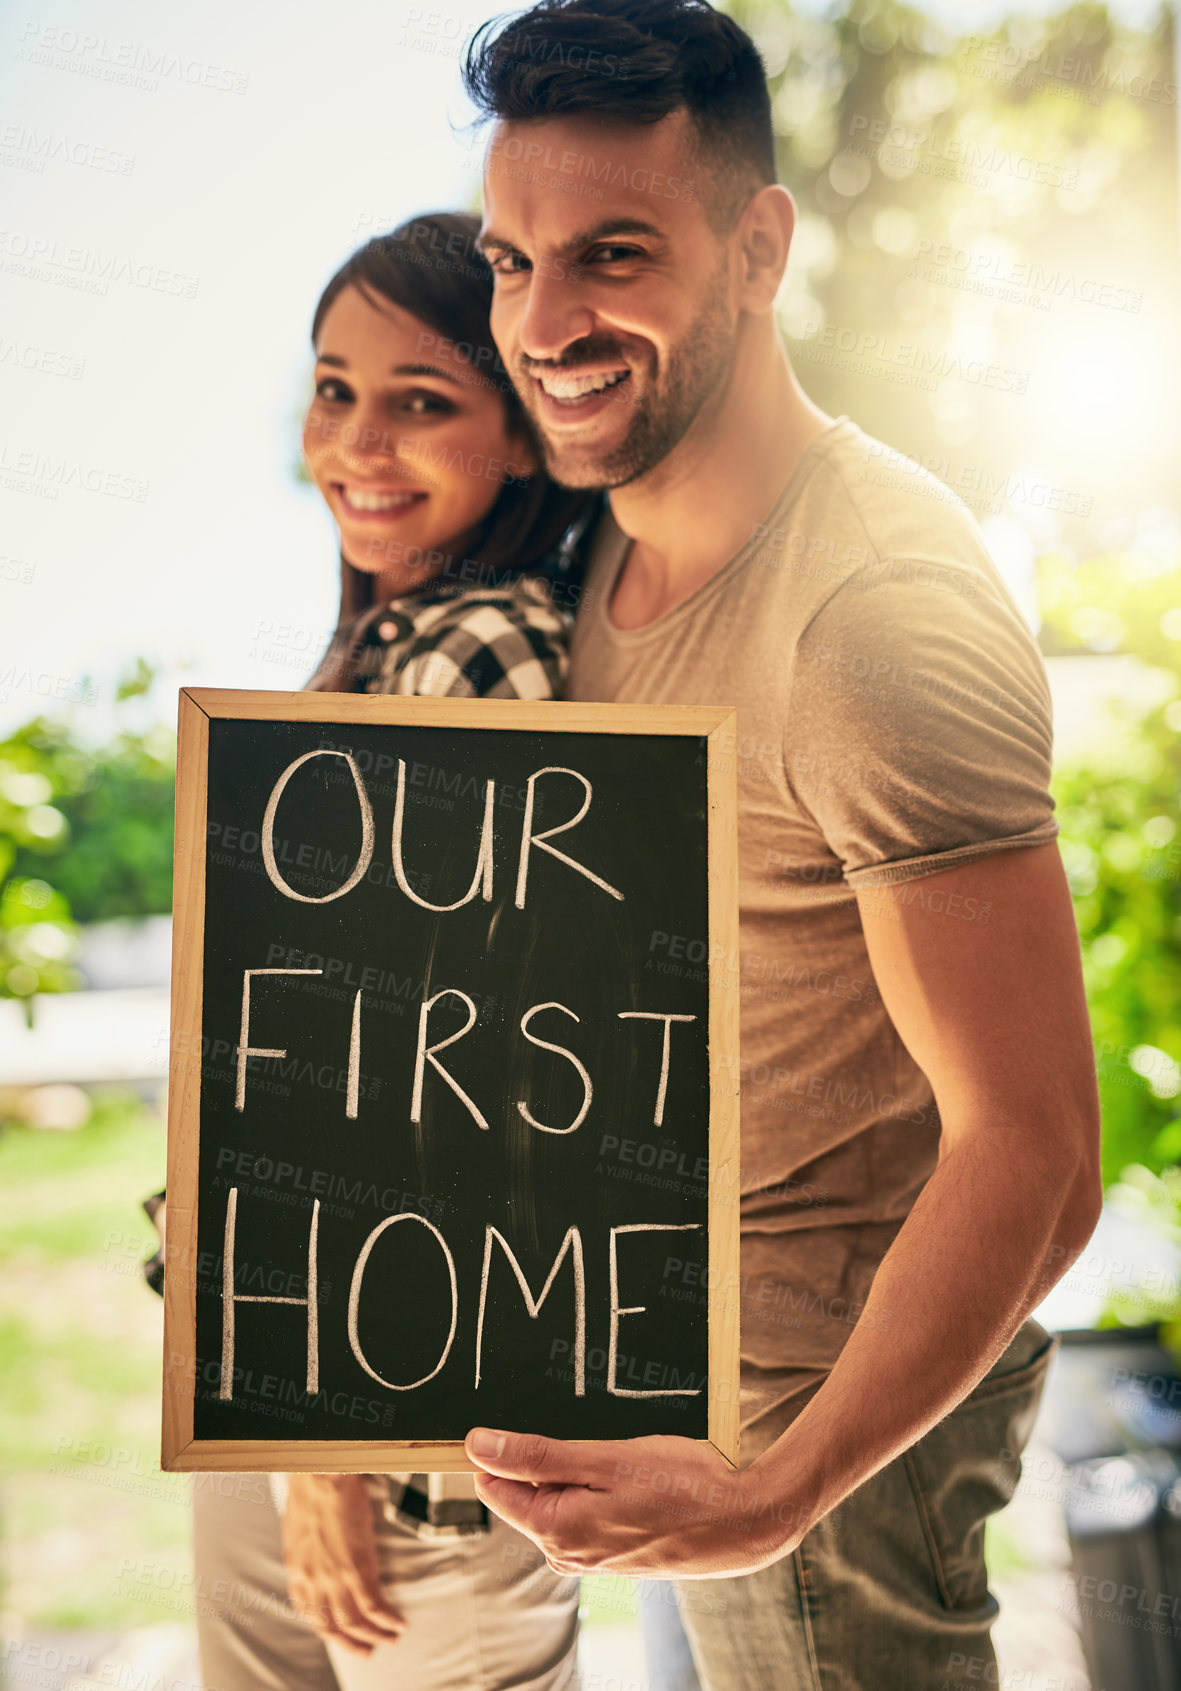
[[734, 184, 795, 313]]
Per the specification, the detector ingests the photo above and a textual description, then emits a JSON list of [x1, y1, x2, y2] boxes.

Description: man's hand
[[464, 1428, 804, 1578], [281, 1473, 404, 1655], [471, 845, 1101, 1578]]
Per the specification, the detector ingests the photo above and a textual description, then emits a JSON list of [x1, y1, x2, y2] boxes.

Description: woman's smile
[[333, 482, 430, 519]]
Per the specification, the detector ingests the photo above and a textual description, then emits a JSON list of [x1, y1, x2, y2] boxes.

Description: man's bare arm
[[464, 841, 1102, 1577], [756, 839, 1102, 1527]]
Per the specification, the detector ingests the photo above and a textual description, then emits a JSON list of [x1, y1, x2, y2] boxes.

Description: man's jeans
[[675, 1317, 1057, 1691]]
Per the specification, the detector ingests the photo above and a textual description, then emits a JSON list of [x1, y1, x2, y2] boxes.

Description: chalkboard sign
[[162, 689, 739, 1472]]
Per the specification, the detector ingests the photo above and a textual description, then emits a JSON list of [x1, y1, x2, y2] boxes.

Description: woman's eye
[[404, 392, 454, 416], [315, 377, 352, 402]]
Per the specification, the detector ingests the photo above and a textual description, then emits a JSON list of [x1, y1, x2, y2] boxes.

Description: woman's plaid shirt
[[351, 572, 571, 699], [341, 569, 576, 1535]]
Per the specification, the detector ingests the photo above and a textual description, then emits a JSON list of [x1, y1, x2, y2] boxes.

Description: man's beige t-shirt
[[565, 416, 1058, 1459]]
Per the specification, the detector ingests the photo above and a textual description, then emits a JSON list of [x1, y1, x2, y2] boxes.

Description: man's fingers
[[472, 1472, 547, 1530], [473, 1473, 598, 1570], [465, 1427, 612, 1486], [473, 1473, 579, 1553]]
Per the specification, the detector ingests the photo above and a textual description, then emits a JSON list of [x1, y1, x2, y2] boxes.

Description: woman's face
[[303, 283, 537, 592]]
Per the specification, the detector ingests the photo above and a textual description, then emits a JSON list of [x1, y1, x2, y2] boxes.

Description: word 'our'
[[261, 750, 623, 911]]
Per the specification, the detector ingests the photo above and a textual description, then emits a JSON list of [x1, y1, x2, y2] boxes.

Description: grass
[[0, 1094, 633, 1632], [0, 1092, 195, 1630]]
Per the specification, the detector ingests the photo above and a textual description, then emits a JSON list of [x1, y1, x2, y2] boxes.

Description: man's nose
[[516, 262, 595, 365]]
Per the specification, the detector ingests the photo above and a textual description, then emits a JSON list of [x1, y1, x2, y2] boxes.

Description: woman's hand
[[281, 1473, 405, 1655]]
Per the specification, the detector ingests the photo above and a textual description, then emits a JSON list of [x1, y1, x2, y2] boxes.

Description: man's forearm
[[754, 1127, 1097, 1535]]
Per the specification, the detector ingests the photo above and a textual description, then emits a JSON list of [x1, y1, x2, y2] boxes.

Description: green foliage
[[729, 0, 1177, 544], [0, 736, 80, 1005], [1040, 549, 1181, 667], [1040, 554, 1181, 1185], [115, 655, 157, 702], [1094, 1165, 1181, 1361], [0, 873, 77, 1005], [10, 718, 178, 925], [0, 675, 176, 1005]]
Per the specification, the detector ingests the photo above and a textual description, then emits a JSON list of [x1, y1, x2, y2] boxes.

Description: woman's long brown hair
[[305, 212, 594, 691]]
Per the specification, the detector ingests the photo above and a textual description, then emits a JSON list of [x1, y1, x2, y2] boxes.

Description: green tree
[[7, 719, 177, 926], [730, 0, 1177, 553], [0, 733, 81, 1010], [1039, 554, 1181, 1184], [0, 671, 177, 1011]]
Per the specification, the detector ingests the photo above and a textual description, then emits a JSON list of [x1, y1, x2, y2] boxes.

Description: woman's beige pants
[[192, 1472, 580, 1691]]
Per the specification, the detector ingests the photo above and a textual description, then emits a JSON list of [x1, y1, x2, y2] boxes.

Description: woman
[[173, 211, 599, 1691], [299, 213, 592, 700]]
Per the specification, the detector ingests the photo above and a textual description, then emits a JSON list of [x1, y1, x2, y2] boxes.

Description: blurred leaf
[[1041, 550, 1181, 1187], [0, 700, 176, 1004], [114, 657, 157, 703]]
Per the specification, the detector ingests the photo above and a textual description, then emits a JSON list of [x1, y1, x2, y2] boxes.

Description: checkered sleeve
[[365, 575, 571, 700]]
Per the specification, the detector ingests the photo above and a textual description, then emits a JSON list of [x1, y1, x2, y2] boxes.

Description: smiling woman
[[304, 215, 586, 610], [162, 211, 601, 1691], [303, 286, 535, 593]]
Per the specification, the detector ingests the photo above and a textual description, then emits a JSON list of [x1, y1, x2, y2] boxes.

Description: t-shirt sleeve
[[389, 580, 571, 701], [784, 563, 1058, 889]]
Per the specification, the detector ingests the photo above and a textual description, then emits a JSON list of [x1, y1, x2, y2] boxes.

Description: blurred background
[[1, 0, 1179, 1687]]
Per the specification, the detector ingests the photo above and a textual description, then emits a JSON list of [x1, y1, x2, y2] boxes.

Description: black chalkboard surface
[[163, 689, 739, 1472]]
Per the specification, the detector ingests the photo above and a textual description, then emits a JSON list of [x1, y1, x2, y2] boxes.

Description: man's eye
[[589, 244, 641, 264], [315, 377, 352, 402], [488, 251, 531, 275]]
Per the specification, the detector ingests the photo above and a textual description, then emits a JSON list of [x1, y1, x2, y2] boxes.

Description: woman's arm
[[278, 574, 573, 1639], [281, 1474, 405, 1655]]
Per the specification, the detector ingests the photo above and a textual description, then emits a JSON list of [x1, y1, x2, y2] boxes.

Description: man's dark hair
[[463, 0, 776, 229]]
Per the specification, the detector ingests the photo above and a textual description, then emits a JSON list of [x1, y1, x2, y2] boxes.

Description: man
[[459, 2, 1103, 1685]]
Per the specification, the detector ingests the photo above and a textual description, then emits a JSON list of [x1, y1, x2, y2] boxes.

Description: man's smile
[[532, 366, 630, 402], [525, 364, 634, 427]]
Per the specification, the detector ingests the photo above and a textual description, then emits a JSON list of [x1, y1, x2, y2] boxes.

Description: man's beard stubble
[[519, 257, 737, 491]]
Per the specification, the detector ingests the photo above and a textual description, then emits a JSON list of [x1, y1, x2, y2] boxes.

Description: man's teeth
[[537, 369, 629, 401], [342, 488, 423, 511]]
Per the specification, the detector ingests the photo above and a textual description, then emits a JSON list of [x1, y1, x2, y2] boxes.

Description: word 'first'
[[237, 970, 695, 1134]]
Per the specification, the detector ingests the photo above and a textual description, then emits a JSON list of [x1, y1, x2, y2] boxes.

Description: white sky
[[0, 0, 1172, 739], [0, 0, 496, 738]]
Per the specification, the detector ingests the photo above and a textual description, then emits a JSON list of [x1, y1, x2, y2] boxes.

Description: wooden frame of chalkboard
[[163, 687, 739, 1473]]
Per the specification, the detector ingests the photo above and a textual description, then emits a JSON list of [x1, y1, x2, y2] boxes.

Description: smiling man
[[459, 3, 1103, 1687]]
